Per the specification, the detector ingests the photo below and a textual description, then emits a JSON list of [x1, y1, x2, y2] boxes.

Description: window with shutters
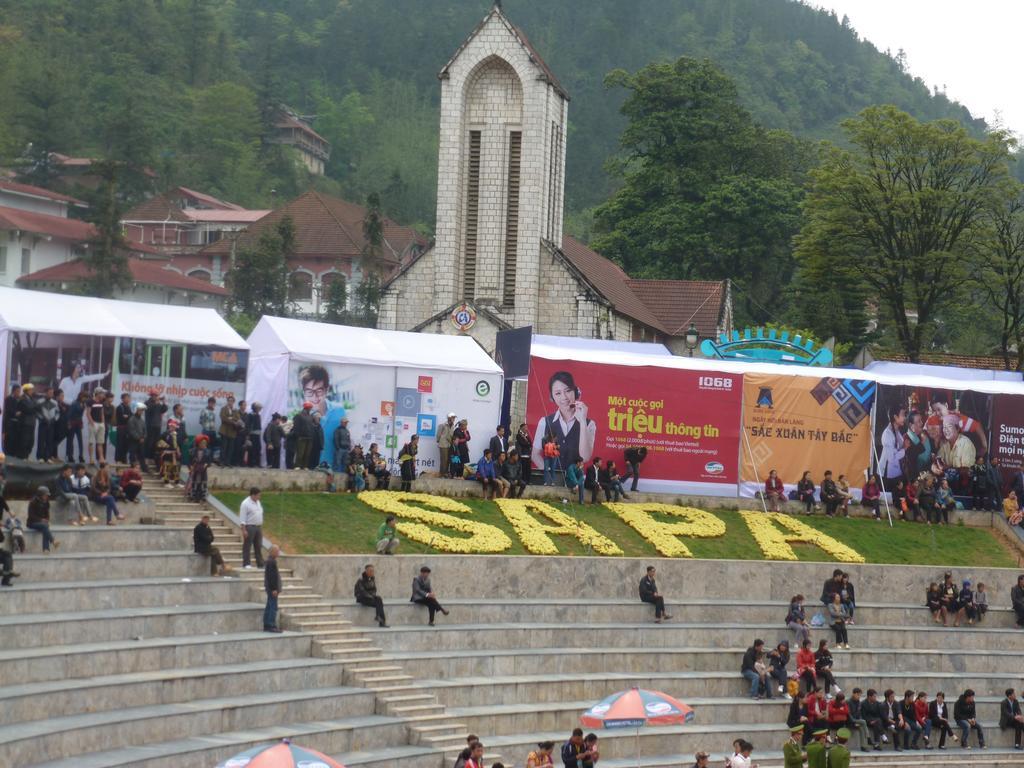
[[0, 245, 6, 274], [462, 130, 482, 299], [502, 131, 522, 308], [20, 248, 30, 276]]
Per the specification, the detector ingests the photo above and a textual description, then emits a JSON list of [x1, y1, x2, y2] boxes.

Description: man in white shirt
[[239, 486, 264, 568], [58, 364, 111, 405]]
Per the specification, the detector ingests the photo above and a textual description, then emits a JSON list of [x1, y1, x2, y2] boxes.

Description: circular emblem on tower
[[450, 302, 477, 332]]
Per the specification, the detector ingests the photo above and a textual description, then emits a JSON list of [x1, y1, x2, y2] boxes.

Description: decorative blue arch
[[699, 327, 833, 367]]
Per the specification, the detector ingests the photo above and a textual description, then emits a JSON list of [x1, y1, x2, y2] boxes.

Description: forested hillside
[[0, 0, 985, 229]]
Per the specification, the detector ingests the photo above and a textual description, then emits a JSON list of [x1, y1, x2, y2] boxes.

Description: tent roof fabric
[[248, 315, 502, 374], [532, 339, 1024, 396], [531, 335, 672, 358], [0, 286, 247, 349]]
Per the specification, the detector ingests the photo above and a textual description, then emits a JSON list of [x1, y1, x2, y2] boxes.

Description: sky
[[812, 0, 1023, 138]]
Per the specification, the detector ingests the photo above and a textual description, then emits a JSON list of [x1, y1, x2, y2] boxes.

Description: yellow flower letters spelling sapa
[[494, 498, 624, 556], [605, 503, 726, 557], [740, 511, 865, 563], [358, 491, 512, 553]]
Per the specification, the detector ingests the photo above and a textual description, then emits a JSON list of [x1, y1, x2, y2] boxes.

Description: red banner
[[526, 358, 742, 493]]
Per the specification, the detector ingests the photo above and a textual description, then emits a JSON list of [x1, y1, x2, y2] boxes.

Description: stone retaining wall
[[285, 553, 1024, 607]]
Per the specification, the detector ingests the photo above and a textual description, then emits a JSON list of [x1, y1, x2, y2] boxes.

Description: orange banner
[[740, 373, 876, 494]]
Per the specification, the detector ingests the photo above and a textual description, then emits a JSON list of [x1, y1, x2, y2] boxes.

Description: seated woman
[[797, 471, 817, 514], [186, 434, 211, 502], [365, 443, 391, 490], [814, 639, 839, 695], [795, 638, 817, 694], [926, 581, 944, 624], [90, 463, 124, 525], [1004, 490, 1023, 526], [836, 474, 853, 516], [764, 469, 785, 512], [861, 473, 882, 520]]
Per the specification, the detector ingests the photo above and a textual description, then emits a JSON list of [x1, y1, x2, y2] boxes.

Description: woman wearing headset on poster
[[531, 371, 596, 474]]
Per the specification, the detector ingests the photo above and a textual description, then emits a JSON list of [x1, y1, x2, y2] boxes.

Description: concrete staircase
[[0, 483, 448, 768], [286, 554, 1024, 768]]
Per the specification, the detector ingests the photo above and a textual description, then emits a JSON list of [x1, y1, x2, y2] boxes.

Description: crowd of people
[[762, 458, 1013, 524]]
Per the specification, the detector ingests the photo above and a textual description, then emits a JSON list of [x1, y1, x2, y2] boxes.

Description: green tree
[[970, 185, 1024, 370], [321, 275, 349, 324], [592, 57, 809, 324], [82, 161, 132, 298], [227, 215, 294, 318], [795, 105, 1013, 361]]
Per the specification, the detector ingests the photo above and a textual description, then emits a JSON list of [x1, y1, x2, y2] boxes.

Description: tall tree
[[795, 105, 1013, 361], [82, 160, 132, 298], [591, 57, 810, 325], [227, 215, 294, 320], [970, 185, 1024, 370], [321, 276, 349, 324]]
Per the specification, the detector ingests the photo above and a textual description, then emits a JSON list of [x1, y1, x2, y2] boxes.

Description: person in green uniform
[[783, 723, 806, 767], [830, 728, 851, 768], [805, 728, 828, 768]]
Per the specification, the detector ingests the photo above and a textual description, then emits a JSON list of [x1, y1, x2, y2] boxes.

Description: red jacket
[[914, 699, 929, 725], [827, 700, 849, 724], [765, 476, 784, 494], [806, 694, 827, 720], [796, 647, 816, 675]]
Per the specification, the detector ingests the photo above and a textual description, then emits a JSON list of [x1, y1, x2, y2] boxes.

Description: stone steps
[[596, 752, 1024, 768], [419, 671, 1024, 705], [0, 602, 264, 647], [445, 696, 1017, 736], [482, 719, 1022, 762], [21, 525, 199, 553], [329, 597, 1022, 629], [0, 685, 382, 765], [14, 551, 208, 581], [358, 620, 1024, 653], [0, 631, 313, 685], [385, 645, 1024, 677], [0, 657, 345, 725], [1, 576, 249, 613], [28, 713, 409, 768]]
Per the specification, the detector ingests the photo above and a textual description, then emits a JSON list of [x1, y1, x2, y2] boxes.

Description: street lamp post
[[684, 322, 699, 357]]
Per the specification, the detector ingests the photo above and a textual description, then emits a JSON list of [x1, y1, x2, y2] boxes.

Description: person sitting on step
[[193, 514, 230, 577], [354, 563, 387, 627], [410, 565, 449, 625], [639, 565, 671, 623]]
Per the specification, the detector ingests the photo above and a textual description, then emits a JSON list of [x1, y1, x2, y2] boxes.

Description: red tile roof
[[870, 350, 1020, 372], [176, 186, 243, 211], [0, 180, 86, 206], [201, 190, 428, 264], [558, 236, 665, 332], [0, 205, 95, 242], [18, 256, 228, 296], [626, 279, 727, 338]]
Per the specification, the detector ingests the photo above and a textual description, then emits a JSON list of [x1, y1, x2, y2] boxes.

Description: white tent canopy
[[246, 316, 503, 472], [248, 315, 501, 373], [0, 285, 248, 349], [531, 334, 672, 359]]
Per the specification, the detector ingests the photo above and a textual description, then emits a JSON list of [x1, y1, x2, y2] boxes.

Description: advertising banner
[[988, 394, 1024, 489], [526, 358, 743, 495], [286, 360, 500, 472], [873, 384, 991, 492], [740, 374, 876, 497], [112, 373, 246, 436]]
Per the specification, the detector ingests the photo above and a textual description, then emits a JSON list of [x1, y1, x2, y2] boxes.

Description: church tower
[[431, 3, 569, 328]]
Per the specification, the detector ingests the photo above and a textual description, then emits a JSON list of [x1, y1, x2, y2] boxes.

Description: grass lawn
[[216, 491, 1019, 567]]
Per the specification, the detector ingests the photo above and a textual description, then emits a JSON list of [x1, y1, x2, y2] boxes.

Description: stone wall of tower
[[433, 11, 569, 330], [378, 248, 437, 331]]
